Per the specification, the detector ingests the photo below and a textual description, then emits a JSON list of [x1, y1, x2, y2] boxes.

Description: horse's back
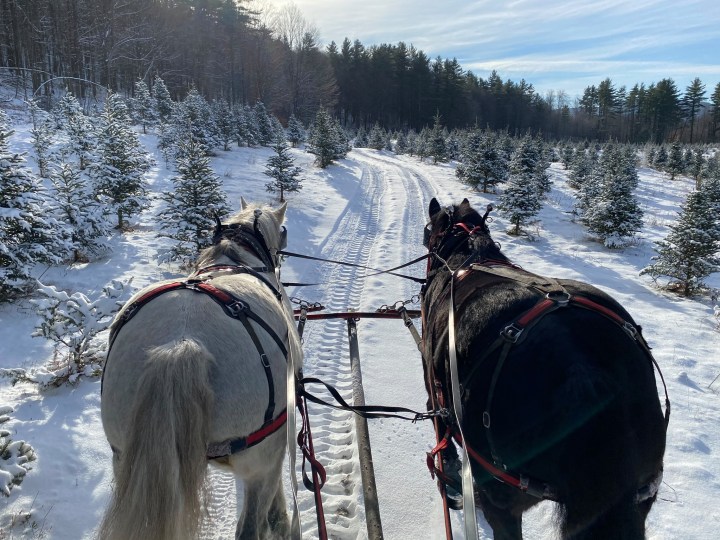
[[102, 275, 292, 448]]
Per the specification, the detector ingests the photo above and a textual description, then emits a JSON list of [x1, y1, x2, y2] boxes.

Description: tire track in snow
[[295, 162, 387, 539]]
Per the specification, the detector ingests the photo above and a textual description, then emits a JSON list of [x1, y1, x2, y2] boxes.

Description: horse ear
[[461, 198, 470, 206], [275, 201, 287, 223], [213, 215, 223, 238], [240, 197, 249, 210], [429, 198, 441, 217]]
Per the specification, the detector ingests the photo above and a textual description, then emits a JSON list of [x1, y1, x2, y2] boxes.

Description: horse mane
[[195, 202, 285, 269]]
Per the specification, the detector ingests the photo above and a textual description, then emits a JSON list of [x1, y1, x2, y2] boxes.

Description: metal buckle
[[546, 291, 570, 306], [226, 300, 247, 318], [622, 321, 638, 340], [260, 353, 270, 368], [501, 323, 524, 343]]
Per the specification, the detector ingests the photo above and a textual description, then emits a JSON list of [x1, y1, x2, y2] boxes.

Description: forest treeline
[[2, 0, 719, 143]]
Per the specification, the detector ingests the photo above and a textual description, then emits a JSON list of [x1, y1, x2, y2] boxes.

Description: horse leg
[[475, 486, 524, 540], [235, 474, 283, 540], [267, 475, 290, 538]]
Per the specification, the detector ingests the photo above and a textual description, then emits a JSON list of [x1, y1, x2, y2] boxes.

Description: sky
[[263, 0, 720, 101]]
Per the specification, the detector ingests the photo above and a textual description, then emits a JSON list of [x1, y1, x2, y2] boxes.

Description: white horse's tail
[[98, 339, 215, 540]]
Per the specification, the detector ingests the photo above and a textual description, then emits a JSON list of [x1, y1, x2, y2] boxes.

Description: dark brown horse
[[421, 198, 668, 540]]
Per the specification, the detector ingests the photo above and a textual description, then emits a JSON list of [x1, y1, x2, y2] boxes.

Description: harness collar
[[212, 211, 287, 271]]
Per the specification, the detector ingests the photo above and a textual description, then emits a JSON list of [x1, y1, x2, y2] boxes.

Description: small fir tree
[[641, 186, 720, 296], [253, 101, 276, 146], [429, 113, 448, 164], [90, 93, 151, 229], [498, 135, 543, 235], [560, 144, 575, 169], [354, 125, 368, 148], [28, 99, 53, 178], [0, 110, 70, 300], [49, 163, 113, 261], [583, 144, 644, 247], [456, 129, 508, 193], [287, 114, 306, 147], [54, 91, 95, 170], [157, 138, 230, 266], [308, 107, 340, 168], [368, 123, 386, 150], [265, 140, 302, 202], [394, 131, 409, 155], [667, 142, 685, 180], [212, 99, 234, 151], [133, 79, 157, 134], [152, 76, 175, 122], [654, 146, 668, 169]]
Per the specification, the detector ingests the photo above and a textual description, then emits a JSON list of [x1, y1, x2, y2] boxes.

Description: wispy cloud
[[269, 0, 720, 96]]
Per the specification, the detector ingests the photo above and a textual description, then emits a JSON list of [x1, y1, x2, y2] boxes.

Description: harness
[[423, 214, 671, 509], [106, 264, 289, 460]]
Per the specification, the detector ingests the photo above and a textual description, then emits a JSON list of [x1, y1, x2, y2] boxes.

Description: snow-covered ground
[[1, 124, 719, 539]]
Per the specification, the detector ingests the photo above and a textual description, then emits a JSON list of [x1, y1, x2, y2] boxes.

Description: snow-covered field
[[1, 124, 719, 539]]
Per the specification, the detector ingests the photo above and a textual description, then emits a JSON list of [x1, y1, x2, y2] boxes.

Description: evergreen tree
[[307, 107, 340, 168], [654, 146, 668, 169], [55, 91, 95, 170], [583, 144, 644, 247], [212, 99, 234, 151], [667, 142, 685, 180], [429, 112, 448, 163], [90, 93, 152, 229], [152, 76, 174, 123], [253, 101, 276, 146], [498, 135, 543, 235], [641, 186, 720, 296], [265, 140, 302, 202], [232, 104, 258, 147], [158, 138, 230, 266], [394, 131, 409, 155], [354, 125, 368, 148], [690, 148, 705, 189], [176, 88, 218, 154], [49, 163, 113, 262], [445, 131, 460, 161], [28, 99, 53, 178], [560, 144, 574, 169], [456, 129, 508, 193], [287, 114, 306, 147], [368, 123, 386, 150], [0, 111, 70, 300], [133, 79, 157, 134], [681, 78, 706, 144]]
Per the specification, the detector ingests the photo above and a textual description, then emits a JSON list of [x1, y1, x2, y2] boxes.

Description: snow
[[1, 122, 719, 539]]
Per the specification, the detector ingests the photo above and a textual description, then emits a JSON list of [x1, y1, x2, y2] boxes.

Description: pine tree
[[681, 78, 706, 144], [176, 88, 218, 154], [287, 114, 306, 147], [641, 186, 720, 296], [308, 107, 339, 168], [54, 91, 95, 170], [90, 93, 152, 229], [0, 111, 70, 301], [158, 138, 230, 266], [368, 123, 386, 150], [654, 146, 668, 169], [354, 126, 368, 148], [394, 131, 409, 155], [690, 148, 705, 189], [265, 140, 302, 202], [560, 144, 574, 169], [456, 129, 508, 193], [667, 142, 685, 180], [253, 101, 276, 146], [152, 76, 174, 123], [584, 144, 644, 247], [28, 99, 53, 178], [133, 79, 157, 134], [49, 163, 113, 262], [429, 113, 448, 164], [498, 135, 543, 235], [212, 99, 234, 151]]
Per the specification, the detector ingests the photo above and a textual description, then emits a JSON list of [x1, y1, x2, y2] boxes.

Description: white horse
[[99, 200, 302, 540]]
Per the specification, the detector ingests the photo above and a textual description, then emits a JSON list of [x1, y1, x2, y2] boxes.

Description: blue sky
[[265, 0, 720, 101]]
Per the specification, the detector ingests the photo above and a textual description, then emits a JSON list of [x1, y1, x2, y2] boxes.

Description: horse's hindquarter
[[456, 280, 666, 494], [102, 276, 293, 448]]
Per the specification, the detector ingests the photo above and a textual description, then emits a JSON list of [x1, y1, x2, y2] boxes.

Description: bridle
[[212, 209, 287, 271]]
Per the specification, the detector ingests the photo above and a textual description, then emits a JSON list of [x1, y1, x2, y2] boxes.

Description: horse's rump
[[425, 268, 666, 499]]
